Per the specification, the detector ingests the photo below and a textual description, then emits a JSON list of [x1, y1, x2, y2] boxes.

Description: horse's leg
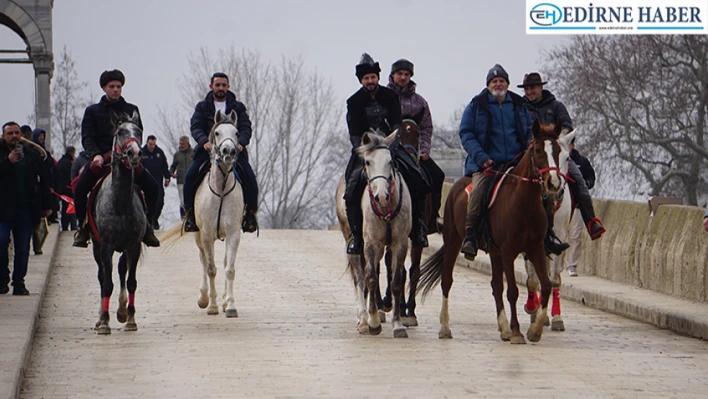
[[438, 242, 459, 339], [524, 255, 541, 324], [550, 254, 565, 331], [381, 249, 393, 312], [195, 232, 210, 310], [527, 245, 551, 342], [404, 247, 422, 327], [490, 253, 514, 342], [117, 253, 128, 324], [351, 254, 369, 334], [124, 244, 140, 331], [222, 230, 241, 318], [365, 244, 384, 335], [201, 235, 219, 315], [92, 243, 104, 329], [391, 243, 409, 338], [501, 251, 525, 344], [96, 244, 115, 335]]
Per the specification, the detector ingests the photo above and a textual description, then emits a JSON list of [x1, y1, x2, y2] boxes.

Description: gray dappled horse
[[336, 131, 412, 338], [92, 110, 146, 335]]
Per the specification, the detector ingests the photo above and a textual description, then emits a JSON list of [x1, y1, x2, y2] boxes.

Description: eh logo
[[530, 3, 563, 26]]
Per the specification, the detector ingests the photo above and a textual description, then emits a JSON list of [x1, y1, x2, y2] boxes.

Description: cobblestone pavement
[[18, 230, 708, 398]]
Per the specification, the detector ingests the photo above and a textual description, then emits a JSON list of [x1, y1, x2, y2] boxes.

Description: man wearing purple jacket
[[387, 59, 445, 232]]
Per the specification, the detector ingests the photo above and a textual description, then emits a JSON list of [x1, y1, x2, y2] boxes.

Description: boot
[[460, 227, 478, 261], [183, 208, 199, 232], [543, 194, 569, 255], [587, 218, 606, 240], [73, 225, 91, 248], [427, 192, 442, 234], [242, 210, 259, 233], [411, 195, 429, 248], [142, 223, 160, 247], [345, 201, 363, 255]]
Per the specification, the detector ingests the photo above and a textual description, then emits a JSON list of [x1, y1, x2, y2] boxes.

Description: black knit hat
[[99, 69, 125, 88], [486, 64, 509, 86], [390, 59, 414, 77], [355, 53, 381, 81]]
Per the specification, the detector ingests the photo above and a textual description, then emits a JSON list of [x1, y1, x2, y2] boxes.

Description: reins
[[207, 134, 239, 241], [365, 145, 403, 245]]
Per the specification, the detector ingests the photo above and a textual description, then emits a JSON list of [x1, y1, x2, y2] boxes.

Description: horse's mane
[[208, 113, 237, 143], [356, 129, 388, 157], [534, 122, 560, 141]]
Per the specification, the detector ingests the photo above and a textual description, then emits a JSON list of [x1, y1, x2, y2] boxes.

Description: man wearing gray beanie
[[458, 63, 568, 260]]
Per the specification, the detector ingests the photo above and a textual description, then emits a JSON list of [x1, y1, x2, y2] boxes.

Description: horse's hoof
[[544, 318, 551, 327], [500, 331, 512, 341], [96, 325, 111, 335], [124, 322, 138, 332], [402, 316, 418, 327], [529, 313, 536, 324], [378, 310, 386, 323], [368, 324, 382, 335], [551, 319, 565, 331], [357, 323, 369, 334], [524, 304, 538, 315], [510, 334, 526, 345], [117, 309, 127, 324], [197, 297, 208, 309], [95, 319, 102, 329], [439, 328, 453, 339], [527, 329, 542, 343], [224, 308, 238, 318], [393, 328, 408, 338], [207, 306, 219, 315]]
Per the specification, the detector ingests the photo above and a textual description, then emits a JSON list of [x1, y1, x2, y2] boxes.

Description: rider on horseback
[[518, 72, 606, 241], [182, 72, 258, 233], [459, 64, 569, 260], [73, 70, 161, 248], [344, 53, 430, 254], [387, 58, 445, 233]]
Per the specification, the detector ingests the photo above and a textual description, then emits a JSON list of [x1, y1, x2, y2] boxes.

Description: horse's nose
[[126, 149, 134, 157], [374, 194, 380, 203], [230, 148, 237, 157], [385, 193, 390, 201]]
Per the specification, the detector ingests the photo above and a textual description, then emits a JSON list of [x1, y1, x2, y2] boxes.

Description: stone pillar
[[32, 52, 54, 153]]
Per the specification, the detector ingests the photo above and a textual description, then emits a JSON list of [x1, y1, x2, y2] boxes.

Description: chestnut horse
[[419, 121, 567, 344]]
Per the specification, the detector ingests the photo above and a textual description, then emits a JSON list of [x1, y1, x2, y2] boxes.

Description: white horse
[[336, 131, 412, 338], [193, 110, 244, 317], [525, 129, 576, 331]]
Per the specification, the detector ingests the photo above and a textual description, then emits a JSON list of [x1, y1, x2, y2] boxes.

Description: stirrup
[[242, 211, 259, 235], [73, 228, 90, 248], [460, 236, 478, 260], [183, 210, 199, 232], [544, 235, 569, 255], [346, 236, 362, 255], [587, 217, 606, 240]]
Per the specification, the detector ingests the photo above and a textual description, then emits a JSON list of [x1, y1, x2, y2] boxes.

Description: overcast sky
[[1, 0, 566, 140]]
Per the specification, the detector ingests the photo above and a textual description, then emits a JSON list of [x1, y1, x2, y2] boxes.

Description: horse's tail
[[158, 222, 190, 252], [418, 245, 445, 300]]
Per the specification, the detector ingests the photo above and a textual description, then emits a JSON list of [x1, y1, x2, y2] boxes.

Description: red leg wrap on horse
[[551, 288, 561, 317], [128, 294, 135, 307], [526, 292, 538, 312], [102, 297, 110, 313]]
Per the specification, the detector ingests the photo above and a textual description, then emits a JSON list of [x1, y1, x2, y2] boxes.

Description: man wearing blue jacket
[[458, 64, 568, 260], [182, 72, 258, 233]]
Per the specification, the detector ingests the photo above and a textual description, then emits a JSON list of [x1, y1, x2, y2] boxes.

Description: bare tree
[[544, 36, 708, 204], [51, 46, 89, 152]]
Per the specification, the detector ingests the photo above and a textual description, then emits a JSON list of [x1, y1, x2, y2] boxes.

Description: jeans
[[0, 207, 33, 286]]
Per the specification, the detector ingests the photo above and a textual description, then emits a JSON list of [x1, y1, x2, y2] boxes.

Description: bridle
[[111, 122, 141, 169], [365, 145, 402, 223], [207, 122, 239, 241]]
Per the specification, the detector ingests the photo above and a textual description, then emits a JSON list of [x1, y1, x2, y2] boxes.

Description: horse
[[378, 119, 433, 327], [419, 120, 567, 343], [190, 110, 244, 317], [524, 129, 576, 331], [336, 130, 412, 338], [91, 110, 146, 335]]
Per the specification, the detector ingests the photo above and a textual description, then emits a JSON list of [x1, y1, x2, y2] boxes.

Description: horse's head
[[358, 130, 398, 208], [210, 110, 239, 166], [110, 110, 143, 169], [399, 119, 421, 163], [530, 120, 564, 195]]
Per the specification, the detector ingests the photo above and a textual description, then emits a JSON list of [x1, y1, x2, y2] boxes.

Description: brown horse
[[379, 119, 433, 327], [419, 120, 566, 344]]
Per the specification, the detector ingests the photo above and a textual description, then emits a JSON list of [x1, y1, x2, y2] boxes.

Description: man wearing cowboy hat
[[519, 72, 606, 266], [344, 53, 429, 254]]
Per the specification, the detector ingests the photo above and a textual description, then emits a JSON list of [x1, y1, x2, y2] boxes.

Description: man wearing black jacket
[[344, 53, 429, 254], [182, 72, 258, 233], [142, 135, 170, 229], [1, 122, 52, 295], [519, 72, 605, 248], [72, 69, 161, 247]]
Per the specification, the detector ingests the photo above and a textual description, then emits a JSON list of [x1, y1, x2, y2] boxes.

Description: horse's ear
[[531, 119, 541, 137], [228, 110, 237, 125], [384, 129, 398, 147], [130, 109, 140, 124], [559, 129, 576, 151], [361, 132, 372, 146], [214, 109, 224, 124], [553, 122, 563, 138], [110, 110, 120, 128]]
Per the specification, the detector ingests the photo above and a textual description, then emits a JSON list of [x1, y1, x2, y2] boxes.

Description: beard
[[490, 87, 507, 99], [364, 83, 378, 92], [214, 90, 227, 99]]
